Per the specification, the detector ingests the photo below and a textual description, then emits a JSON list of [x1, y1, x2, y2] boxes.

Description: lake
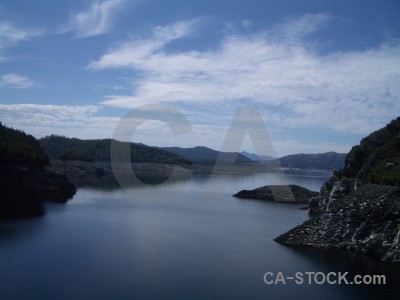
[[0, 172, 399, 300]]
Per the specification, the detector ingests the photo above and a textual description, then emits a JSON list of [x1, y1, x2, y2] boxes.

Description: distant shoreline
[[50, 159, 334, 177], [186, 163, 334, 176], [46, 160, 333, 189]]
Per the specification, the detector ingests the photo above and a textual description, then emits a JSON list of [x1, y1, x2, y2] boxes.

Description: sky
[[0, 0, 399, 157]]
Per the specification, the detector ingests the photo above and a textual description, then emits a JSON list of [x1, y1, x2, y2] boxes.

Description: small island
[[233, 184, 318, 204]]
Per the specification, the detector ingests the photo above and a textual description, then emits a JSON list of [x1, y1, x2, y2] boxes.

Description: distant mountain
[[162, 146, 255, 164], [39, 135, 191, 165], [266, 152, 346, 170], [39, 135, 346, 169], [240, 151, 275, 162]]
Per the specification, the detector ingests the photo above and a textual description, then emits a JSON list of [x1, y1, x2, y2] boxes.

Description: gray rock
[[275, 182, 400, 262], [233, 184, 318, 204]]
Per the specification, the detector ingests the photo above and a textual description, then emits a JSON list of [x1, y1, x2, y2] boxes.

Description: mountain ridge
[[39, 135, 192, 165], [272, 151, 346, 170], [161, 146, 254, 164]]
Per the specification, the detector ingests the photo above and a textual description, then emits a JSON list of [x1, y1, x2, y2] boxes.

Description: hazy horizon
[[1, 0, 399, 156]]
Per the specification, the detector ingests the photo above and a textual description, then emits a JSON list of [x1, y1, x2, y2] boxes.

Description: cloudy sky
[[0, 0, 399, 156]]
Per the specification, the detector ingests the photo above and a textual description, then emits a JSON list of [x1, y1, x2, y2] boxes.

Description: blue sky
[[0, 0, 399, 156]]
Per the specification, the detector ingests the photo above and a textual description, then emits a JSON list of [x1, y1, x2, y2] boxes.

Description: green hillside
[[343, 117, 400, 185], [277, 152, 346, 170], [39, 135, 191, 165], [0, 122, 49, 166], [162, 146, 254, 164]]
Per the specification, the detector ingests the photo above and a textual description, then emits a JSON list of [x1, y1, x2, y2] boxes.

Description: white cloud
[[68, 0, 132, 37], [0, 73, 39, 89], [90, 14, 400, 136], [89, 17, 204, 69], [0, 103, 354, 156], [268, 13, 330, 44], [0, 21, 43, 61], [0, 104, 118, 139]]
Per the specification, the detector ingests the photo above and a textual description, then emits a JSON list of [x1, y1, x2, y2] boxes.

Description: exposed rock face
[[309, 177, 354, 214], [275, 117, 400, 262], [233, 185, 319, 204], [275, 178, 400, 262]]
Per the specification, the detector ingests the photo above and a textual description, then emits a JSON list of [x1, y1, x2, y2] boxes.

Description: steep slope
[[275, 117, 400, 262], [344, 117, 400, 185]]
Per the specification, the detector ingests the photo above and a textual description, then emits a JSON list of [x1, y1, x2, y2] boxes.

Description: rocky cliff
[[275, 117, 400, 262]]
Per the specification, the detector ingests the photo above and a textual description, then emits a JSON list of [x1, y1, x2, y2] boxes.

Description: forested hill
[[276, 152, 346, 170], [0, 123, 75, 218], [39, 135, 191, 165], [0, 122, 49, 166], [161, 146, 254, 164], [343, 116, 400, 185]]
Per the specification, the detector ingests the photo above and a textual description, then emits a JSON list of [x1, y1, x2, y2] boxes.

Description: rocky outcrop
[[233, 185, 319, 204], [275, 177, 400, 262], [275, 117, 400, 262], [308, 177, 354, 214]]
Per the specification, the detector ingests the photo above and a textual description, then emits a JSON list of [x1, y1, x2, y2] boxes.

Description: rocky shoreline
[[273, 117, 400, 263], [274, 177, 400, 262]]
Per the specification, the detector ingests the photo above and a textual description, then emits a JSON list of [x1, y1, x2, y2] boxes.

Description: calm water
[[0, 172, 399, 300]]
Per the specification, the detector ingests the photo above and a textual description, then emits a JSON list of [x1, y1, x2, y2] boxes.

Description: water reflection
[[72, 167, 331, 194], [285, 246, 400, 299], [2, 172, 397, 300]]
